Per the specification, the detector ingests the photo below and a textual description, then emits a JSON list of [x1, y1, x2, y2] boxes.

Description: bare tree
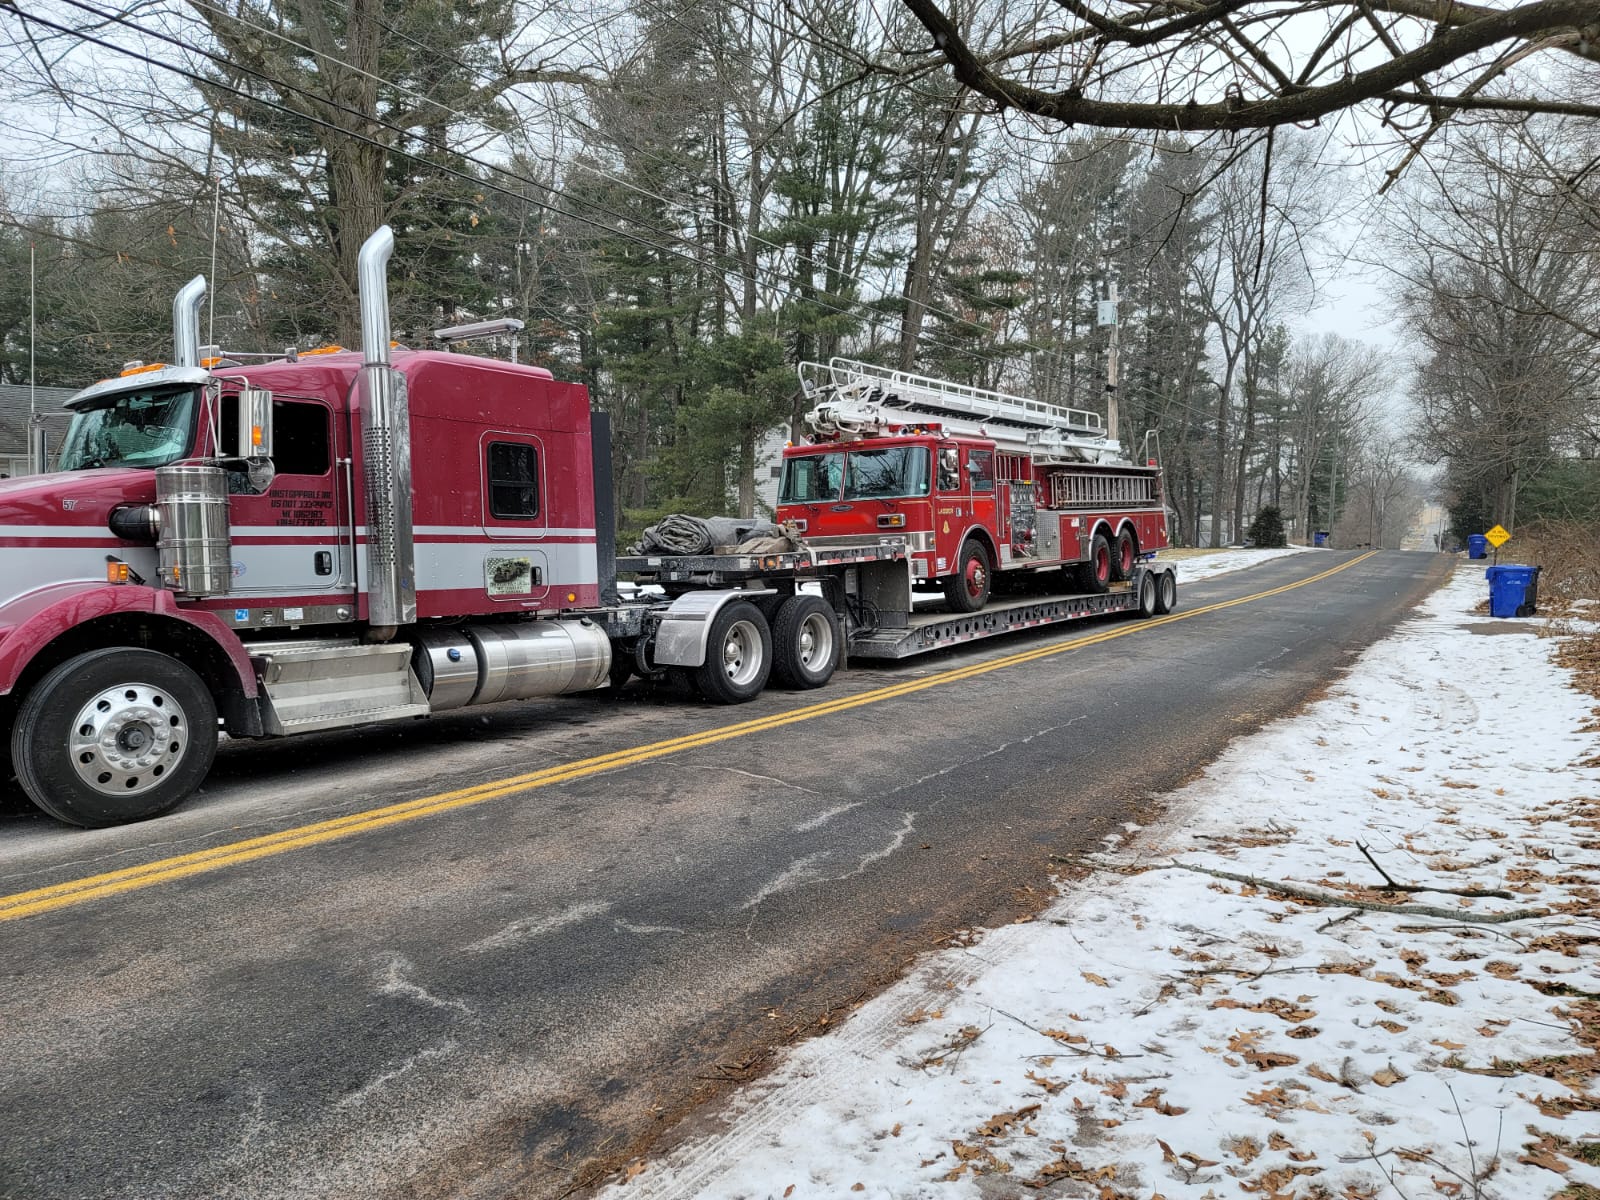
[[1195, 132, 1327, 543], [901, 0, 1600, 138], [1388, 119, 1598, 531]]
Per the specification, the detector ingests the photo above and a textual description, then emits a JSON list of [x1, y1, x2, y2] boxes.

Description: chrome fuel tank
[[412, 619, 611, 711]]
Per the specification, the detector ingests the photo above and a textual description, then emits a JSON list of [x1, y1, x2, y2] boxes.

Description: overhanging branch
[[903, 0, 1600, 130]]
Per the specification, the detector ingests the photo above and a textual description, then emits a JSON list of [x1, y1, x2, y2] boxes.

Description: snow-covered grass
[[1161, 545, 1315, 584], [604, 566, 1600, 1199]]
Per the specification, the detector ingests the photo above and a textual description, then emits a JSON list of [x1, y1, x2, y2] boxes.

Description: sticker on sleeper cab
[[234, 609, 249, 622]]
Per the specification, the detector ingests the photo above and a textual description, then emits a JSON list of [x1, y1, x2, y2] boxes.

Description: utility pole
[[27, 241, 46, 476], [1098, 272, 1119, 448], [1324, 438, 1338, 549]]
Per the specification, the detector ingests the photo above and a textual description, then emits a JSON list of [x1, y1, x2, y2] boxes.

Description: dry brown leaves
[[1211, 996, 1316, 1023], [1132, 1087, 1187, 1116]]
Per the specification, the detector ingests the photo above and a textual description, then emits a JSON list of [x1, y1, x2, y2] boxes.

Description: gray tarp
[[632, 514, 796, 555]]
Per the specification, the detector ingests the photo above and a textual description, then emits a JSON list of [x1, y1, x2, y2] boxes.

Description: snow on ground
[[604, 566, 1600, 1199], [1163, 545, 1314, 584]]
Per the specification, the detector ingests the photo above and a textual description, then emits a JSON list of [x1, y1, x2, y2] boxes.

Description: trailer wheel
[[1077, 532, 1113, 595], [1112, 528, 1138, 580], [1138, 573, 1159, 618], [943, 539, 992, 613], [772, 595, 841, 689], [694, 601, 772, 704], [12, 647, 217, 828], [1154, 571, 1178, 614]]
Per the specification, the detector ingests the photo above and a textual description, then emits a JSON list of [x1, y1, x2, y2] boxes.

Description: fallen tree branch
[[1167, 862, 1548, 924], [1356, 841, 1516, 899]]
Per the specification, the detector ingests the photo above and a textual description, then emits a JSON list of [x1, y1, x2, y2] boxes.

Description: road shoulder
[[602, 563, 1600, 1198]]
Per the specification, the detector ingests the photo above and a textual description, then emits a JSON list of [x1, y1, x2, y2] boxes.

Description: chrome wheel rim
[[797, 612, 834, 670], [720, 620, 763, 686], [69, 682, 189, 797]]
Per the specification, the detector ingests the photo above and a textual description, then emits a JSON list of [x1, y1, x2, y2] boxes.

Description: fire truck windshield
[[778, 451, 844, 503], [842, 445, 930, 499], [58, 386, 200, 472]]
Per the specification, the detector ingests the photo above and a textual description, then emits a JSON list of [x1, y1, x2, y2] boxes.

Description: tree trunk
[[738, 430, 756, 518]]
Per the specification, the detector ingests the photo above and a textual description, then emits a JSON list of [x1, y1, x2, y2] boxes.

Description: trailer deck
[[848, 582, 1142, 659]]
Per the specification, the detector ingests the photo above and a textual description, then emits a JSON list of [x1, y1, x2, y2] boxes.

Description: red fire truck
[[778, 359, 1170, 612], [0, 226, 1176, 830]]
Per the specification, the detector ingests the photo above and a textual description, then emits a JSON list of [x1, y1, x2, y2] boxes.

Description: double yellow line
[[0, 552, 1378, 923]]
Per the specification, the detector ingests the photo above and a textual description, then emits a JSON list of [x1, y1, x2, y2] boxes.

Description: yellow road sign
[[1485, 524, 1511, 548]]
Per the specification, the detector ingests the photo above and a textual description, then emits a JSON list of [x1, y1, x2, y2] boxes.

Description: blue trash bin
[[1485, 564, 1540, 618], [1467, 534, 1488, 559], [1313, 531, 1328, 548]]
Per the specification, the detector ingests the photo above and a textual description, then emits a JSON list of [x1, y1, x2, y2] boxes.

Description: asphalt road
[[0, 550, 1449, 1200]]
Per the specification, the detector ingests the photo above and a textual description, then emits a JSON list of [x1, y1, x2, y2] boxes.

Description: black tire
[[942, 538, 992, 613], [1154, 571, 1178, 614], [693, 601, 772, 704], [771, 594, 841, 689], [1137, 573, 1158, 618], [1076, 532, 1114, 595], [666, 668, 702, 699], [606, 650, 634, 693], [12, 647, 217, 828], [1111, 527, 1138, 581]]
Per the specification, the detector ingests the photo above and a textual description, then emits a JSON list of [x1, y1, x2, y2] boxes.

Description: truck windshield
[[58, 386, 200, 472], [843, 446, 930, 499], [778, 451, 844, 503]]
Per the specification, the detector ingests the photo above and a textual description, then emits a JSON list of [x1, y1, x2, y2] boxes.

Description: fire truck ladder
[[798, 357, 1121, 462]]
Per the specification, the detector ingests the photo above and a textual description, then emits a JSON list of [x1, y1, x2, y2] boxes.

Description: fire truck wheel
[[1138, 573, 1159, 618], [1112, 528, 1138, 580], [12, 647, 217, 828], [1154, 571, 1178, 614], [694, 601, 772, 704], [943, 539, 992, 613], [772, 595, 841, 689], [1077, 532, 1114, 595]]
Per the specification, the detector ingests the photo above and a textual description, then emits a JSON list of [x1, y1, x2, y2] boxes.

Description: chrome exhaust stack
[[172, 275, 207, 368], [356, 226, 417, 630]]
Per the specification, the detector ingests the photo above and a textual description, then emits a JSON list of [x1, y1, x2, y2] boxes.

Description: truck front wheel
[[694, 601, 772, 704], [943, 539, 992, 613], [12, 648, 218, 828]]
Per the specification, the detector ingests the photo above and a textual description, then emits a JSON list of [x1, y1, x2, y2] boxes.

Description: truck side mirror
[[239, 387, 274, 461]]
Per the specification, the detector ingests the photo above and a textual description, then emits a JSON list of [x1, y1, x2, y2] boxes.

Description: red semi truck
[[0, 227, 1176, 829]]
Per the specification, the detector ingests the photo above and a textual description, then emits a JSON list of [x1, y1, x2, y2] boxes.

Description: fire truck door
[[965, 448, 998, 540], [225, 396, 354, 600]]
